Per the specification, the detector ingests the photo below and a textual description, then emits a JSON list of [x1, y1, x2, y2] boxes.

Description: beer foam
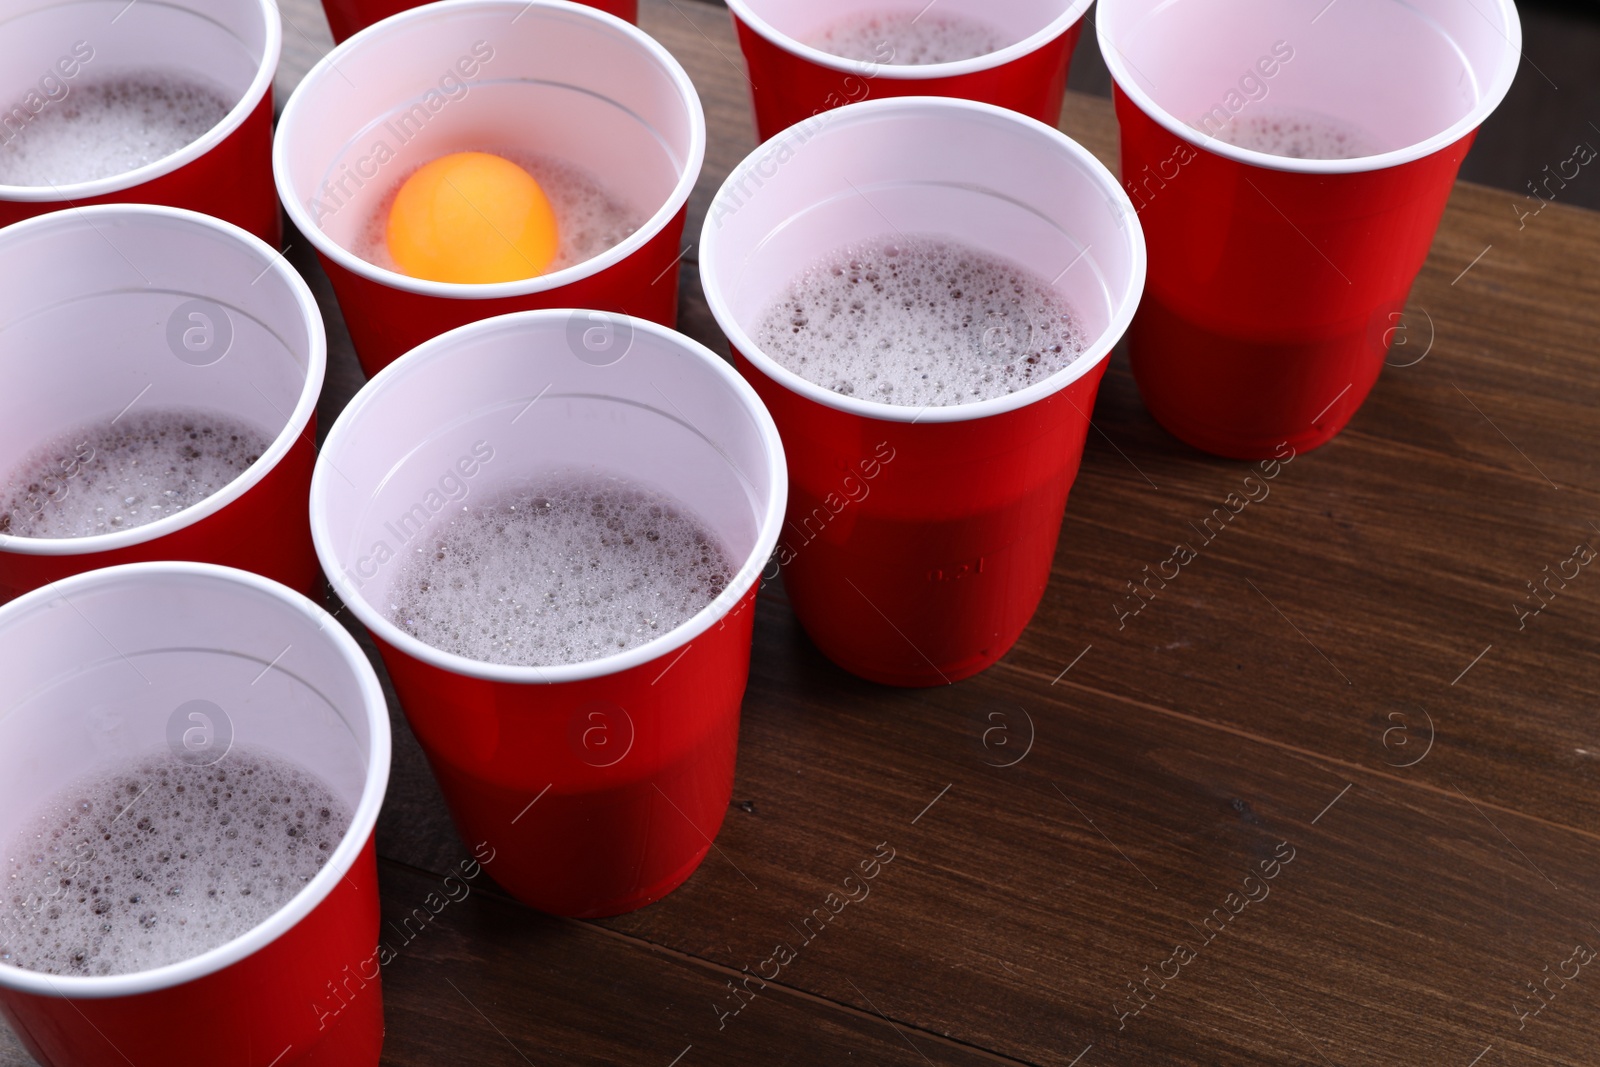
[[809, 10, 1012, 64], [1206, 109, 1382, 160], [354, 149, 644, 276], [0, 748, 349, 977], [390, 472, 734, 667], [0, 409, 272, 539], [754, 233, 1086, 408], [0, 73, 233, 187]]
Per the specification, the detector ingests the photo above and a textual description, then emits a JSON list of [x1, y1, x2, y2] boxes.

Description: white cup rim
[[310, 309, 789, 686], [724, 0, 1094, 79], [0, 0, 282, 201], [273, 0, 707, 299], [0, 561, 392, 999], [0, 204, 327, 558], [699, 96, 1147, 425], [1096, 0, 1524, 174]]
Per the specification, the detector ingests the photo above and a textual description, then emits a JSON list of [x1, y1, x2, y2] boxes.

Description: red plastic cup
[[310, 309, 786, 916], [1099, 0, 1521, 459], [700, 98, 1145, 687], [275, 0, 706, 379], [0, 205, 326, 605], [726, 0, 1092, 142], [0, 0, 282, 245], [0, 562, 392, 1067], [319, 0, 637, 44]]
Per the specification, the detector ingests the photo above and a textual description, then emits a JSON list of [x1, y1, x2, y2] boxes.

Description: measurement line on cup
[[1451, 244, 1494, 286], [510, 783, 552, 825], [652, 782, 759, 890]]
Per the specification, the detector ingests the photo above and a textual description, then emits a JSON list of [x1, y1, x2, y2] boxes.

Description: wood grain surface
[[4, 0, 1598, 1064]]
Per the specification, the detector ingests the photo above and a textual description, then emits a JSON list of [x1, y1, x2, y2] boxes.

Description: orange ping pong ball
[[386, 151, 559, 284]]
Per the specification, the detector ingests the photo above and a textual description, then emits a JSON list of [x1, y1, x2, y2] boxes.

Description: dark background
[[1061, 0, 1600, 210]]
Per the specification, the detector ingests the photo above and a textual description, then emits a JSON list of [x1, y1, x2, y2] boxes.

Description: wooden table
[[8, 1, 1600, 1063]]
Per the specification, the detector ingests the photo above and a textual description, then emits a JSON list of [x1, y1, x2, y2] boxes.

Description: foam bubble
[[389, 472, 734, 667], [0, 409, 272, 539], [0, 747, 350, 977], [354, 149, 644, 277], [754, 233, 1086, 408], [1205, 109, 1382, 160], [809, 10, 1013, 64], [0, 73, 233, 187]]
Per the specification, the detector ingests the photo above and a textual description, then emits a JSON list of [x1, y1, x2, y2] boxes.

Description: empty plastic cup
[[1099, 0, 1521, 458], [0, 0, 283, 245], [275, 0, 706, 378], [727, 0, 1093, 141], [310, 309, 786, 917], [700, 97, 1146, 686], [0, 562, 391, 1067], [0, 205, 326, 604]]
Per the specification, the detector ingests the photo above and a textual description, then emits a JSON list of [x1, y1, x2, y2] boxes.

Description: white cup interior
[[0, 0, 275, 195], [312, 310, 785, 682], [0, 206, 323, 553], [1098, 0, 1521, 165], [275, 0, 702, 292], [0, 562, 389, 993], [700, 98, 1145, 422], [729, 0, 1083, 72]]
